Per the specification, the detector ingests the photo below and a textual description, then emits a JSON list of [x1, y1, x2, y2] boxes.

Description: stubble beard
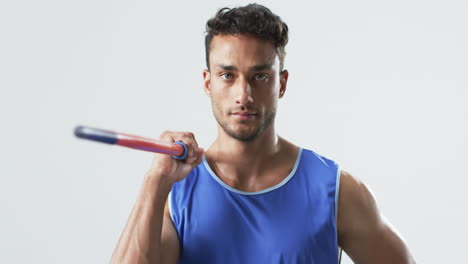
[[212, 102, 277, 142]]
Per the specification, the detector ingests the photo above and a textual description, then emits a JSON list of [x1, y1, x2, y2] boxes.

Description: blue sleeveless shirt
[[169, 148, 341, 263]]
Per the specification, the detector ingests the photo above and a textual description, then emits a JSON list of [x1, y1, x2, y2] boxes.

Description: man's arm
[[110, 176, 178, 264], [110, 131, 203, 264], [160, 198, 181, 264], [337, 170, 416, 264]]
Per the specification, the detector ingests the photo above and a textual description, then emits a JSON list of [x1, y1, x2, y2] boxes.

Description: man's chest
[[176, 189, 337, 262]]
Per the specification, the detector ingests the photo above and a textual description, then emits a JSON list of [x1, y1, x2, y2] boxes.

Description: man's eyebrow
[[215, 64, 238, 71], [214, 64, 274, 71], [250, 64, 273, 71]]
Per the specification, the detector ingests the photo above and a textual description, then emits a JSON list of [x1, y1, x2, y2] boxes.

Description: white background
[[1, 0, 466, 263]]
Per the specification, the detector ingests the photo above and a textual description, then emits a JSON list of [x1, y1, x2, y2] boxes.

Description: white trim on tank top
[[202, 148, 303, 196]]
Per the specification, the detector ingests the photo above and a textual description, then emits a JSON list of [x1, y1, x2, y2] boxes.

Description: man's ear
[[279, 70, 289, 98], [203, 69, 211, 97]]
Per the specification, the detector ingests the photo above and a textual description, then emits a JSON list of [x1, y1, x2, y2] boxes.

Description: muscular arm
[[110, 131, 203, 264], [110, 176, 180, 264], [337, 171, 416, 264]]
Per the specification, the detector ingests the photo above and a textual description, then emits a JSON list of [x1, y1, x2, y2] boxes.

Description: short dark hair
[[205, 3, 289, 71]]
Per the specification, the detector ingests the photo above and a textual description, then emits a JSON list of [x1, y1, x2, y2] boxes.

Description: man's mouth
[[231, 111, 257, 120]]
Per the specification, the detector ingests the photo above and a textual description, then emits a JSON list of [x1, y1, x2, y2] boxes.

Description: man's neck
[[208, 124, 278, 166], [205, 125, 298, 191]]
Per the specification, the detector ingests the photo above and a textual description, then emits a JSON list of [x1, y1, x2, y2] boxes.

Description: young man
[[111, 4, 416, 264]]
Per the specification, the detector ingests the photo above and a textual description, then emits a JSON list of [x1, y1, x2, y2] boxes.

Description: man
[[111, 4, 416, 264]]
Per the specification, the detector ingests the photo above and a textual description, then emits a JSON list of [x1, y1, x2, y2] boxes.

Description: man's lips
[[232, 111, 257, 115], [231, 111, 257, 120]]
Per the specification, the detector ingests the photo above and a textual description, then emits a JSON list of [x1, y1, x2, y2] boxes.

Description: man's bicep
[[337, 171, 415, 264], [160, 199, 180, 264]]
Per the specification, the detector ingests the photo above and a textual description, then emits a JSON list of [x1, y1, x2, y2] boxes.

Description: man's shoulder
[[299, 147, 340, 169]]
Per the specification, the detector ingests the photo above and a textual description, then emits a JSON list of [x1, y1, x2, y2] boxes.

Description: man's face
[[203, 34, 288, 142]]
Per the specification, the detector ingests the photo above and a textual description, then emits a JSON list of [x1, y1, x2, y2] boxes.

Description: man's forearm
[[110, 174, 172, 264]]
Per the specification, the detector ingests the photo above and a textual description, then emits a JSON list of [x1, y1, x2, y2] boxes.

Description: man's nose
[[235, 78, 254, 105]]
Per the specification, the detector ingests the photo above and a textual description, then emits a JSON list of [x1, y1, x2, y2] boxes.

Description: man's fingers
[[185, 145, 198, 163], [187, 148, 204, 169], [158, 131, 200, 162], [176, 133, 197, 163]]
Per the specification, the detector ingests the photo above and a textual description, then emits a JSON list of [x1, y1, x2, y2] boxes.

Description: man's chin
[[225, 128, 262, 142], [215, 115, 269, 142]]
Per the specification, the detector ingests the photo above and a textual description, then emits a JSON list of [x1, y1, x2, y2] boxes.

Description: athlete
[[111, 4, 416, 264]]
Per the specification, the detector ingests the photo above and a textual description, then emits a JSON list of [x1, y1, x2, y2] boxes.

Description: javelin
[[74, 125, 189, 160]]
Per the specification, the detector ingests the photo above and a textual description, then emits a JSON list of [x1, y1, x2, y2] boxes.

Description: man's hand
[[147, 131, 204, 184]]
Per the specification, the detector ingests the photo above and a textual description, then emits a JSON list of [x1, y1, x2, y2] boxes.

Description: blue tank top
[[169, 148, 341, 263]]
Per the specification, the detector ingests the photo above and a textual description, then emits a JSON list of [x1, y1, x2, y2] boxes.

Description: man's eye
[[220, 73, 234, 80], [254, 74, 269, 81]]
